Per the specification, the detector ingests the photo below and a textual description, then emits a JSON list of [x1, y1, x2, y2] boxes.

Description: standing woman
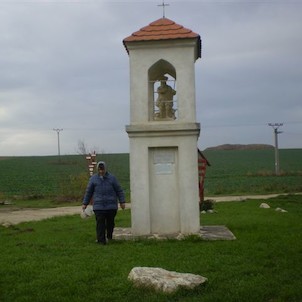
[[82, 161, 125, 245]]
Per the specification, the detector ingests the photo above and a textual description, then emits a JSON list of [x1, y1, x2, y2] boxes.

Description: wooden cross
[[158, 0, 169, 18]]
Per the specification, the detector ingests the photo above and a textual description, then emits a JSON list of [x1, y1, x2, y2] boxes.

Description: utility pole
[[53, 128, 63, 160], [268, 123, 283, 175]]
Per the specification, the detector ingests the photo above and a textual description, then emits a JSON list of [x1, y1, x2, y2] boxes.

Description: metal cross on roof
[[158, 0, 169, 18]]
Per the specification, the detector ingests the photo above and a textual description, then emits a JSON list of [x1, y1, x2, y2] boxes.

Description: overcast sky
[[0, 0, 301, 156]]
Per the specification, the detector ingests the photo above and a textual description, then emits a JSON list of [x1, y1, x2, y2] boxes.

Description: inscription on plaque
[[153, 149, 175, 175]]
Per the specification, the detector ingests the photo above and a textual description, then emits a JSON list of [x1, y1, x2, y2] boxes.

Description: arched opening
[[148, 60, 177, 121]]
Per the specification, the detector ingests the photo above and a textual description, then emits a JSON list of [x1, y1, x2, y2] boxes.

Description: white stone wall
[[128, 40, 198, 123], [127, 124, 200, 235], [125, 38, 201, 236]]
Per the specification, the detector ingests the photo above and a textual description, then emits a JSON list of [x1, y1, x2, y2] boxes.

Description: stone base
[[113, 225, 236, 241], [199, 225, 236, 240]]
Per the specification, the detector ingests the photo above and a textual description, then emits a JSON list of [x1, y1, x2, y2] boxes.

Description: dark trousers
[[94, 210, 117, 244]]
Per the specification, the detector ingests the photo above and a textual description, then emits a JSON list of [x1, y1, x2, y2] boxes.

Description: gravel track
[[1, 193, 299, 226]]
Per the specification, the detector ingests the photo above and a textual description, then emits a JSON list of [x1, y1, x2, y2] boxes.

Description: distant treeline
[[204, 144, 274, 151]]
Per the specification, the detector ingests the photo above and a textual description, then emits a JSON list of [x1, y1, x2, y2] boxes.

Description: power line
[[201, 121, 302, 129]]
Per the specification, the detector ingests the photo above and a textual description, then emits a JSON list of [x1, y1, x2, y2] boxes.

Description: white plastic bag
[[80, 205, 94, 219]]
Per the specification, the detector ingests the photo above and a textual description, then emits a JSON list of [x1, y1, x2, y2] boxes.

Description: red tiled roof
[[124, 18, 199, 41], [123, 18, 201, 58]]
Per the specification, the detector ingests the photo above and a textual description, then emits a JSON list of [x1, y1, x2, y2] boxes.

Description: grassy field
[[0, 153, 129, 201], [0, 194, 301, 301], [0, 149, 301, 202], [203, 148, 302, 196]]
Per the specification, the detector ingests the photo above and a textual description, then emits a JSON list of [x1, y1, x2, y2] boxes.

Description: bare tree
[[77, 139, 88, 155], [76, 139, 102, 155]]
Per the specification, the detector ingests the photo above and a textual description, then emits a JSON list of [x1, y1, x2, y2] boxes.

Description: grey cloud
[[0, 1, 301, 155]]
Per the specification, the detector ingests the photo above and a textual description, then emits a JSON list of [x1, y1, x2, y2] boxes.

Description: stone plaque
[[153, 150, 175, 164], [154, 163, 173, 175], [153, 149, 174, 175]]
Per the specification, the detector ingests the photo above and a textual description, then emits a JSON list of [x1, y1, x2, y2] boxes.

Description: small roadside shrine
[[123, 17, 202, 236]]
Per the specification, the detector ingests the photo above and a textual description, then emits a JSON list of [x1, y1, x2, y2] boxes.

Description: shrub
[[56, 173, 89, 203], [200, 199, 215, 211]]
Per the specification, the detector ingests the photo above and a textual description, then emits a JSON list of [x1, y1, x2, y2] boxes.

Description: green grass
[[0, 195, 301, 302], [0, 153, 130, 201], [203, 149, 302, 196], [0, 149, 301, 203]]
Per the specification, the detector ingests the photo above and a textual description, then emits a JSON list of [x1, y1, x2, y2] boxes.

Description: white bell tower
[[123, 17, 202, 236]]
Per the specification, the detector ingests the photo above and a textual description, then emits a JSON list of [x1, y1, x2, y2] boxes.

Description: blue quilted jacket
[[82, 172, 125, 210]]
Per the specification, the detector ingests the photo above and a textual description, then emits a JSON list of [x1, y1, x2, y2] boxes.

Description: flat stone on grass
[[128, 267, 207, 293]]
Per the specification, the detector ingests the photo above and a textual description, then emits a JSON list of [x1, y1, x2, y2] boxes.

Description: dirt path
[[209, 193, 284, 202], [0, 206, 82, 226], [0, 193, 299, 226]]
